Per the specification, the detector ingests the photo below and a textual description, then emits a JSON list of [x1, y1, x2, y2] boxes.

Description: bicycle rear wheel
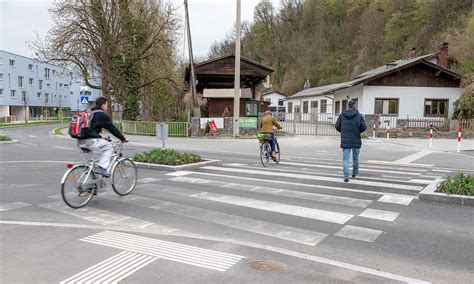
[[260, 142, 270, 167], [61, 165, 96, 209], [111, 158, 138, 196]]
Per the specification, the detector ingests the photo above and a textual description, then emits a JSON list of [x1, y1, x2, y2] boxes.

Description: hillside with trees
[[209, 0, 474, 105]]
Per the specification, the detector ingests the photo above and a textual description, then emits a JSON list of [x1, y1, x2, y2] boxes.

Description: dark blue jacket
[[335, 108, 367, 149]]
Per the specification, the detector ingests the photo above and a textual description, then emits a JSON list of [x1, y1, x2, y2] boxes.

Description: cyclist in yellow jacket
[[260, 111, 282, 158]]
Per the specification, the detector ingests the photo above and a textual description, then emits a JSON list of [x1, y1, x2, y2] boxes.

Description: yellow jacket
[[260, 114, 282, 133]]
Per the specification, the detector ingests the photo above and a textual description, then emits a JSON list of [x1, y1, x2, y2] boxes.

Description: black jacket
[[87, 107, 126, 141], [335, 108, 367, 149]]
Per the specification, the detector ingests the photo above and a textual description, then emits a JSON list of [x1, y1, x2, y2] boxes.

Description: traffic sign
[[80, 96, 89, 104]]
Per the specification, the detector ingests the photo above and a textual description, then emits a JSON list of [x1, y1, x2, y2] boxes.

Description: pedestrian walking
[[335, 99, 367, 182]]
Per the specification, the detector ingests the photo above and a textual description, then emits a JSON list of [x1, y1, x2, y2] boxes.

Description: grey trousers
[[77, 138, 113, 169]]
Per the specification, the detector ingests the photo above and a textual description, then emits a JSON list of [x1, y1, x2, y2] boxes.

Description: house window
[[245, 101, 259, 116], [11, 90, 16, 98], [9, 59, 15, 67], [424, 99, 448, 117], [37, 92, 41, 98], [59, 83, 63, 88], [18, 76, 23, 88], [0, 73, 3, 80], [320, 99, 327, 113], [39, 80, 43, 90], [278, 99, 284, 106], [375, 98, 398, 115], [29, 78, 34, 85], [287, 102, 293, 113], [294, 106, 301, 113], [45, 93, 49, 104], [302, 101, 309, 113], [342, 100, 348, 111], [0, 89, 3, 95], [311, 101, 318, 113], [335, 101, 341, 113], [44, 68, 50, 79], [28, 64, 33, 70]]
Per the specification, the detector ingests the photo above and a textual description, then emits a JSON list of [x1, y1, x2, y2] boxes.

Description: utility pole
[[184, 0, 197, 109], [22, 91, 28, 123], [233, 0, 241, 137]]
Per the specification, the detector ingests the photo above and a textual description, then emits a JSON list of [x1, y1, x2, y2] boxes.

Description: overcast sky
[[0, 0, 280, 60]]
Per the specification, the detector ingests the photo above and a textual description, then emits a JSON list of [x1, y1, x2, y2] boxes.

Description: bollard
[[373, 124, 376, 139], [429, 124, 433, 148], [457, 127, 462, 153], [386, 121, 390, 140]]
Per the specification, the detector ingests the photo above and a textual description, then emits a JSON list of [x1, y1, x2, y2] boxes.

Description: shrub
[[0, 134, 12, 141], [133, 148, 202, 165], [438, 173, 474, 196]]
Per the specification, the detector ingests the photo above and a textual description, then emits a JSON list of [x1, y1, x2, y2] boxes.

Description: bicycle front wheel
[[274, 141, 280, 164], [111, 158, 138, 196], [260, 142, 270, 167], [61, 165, 96, 209]]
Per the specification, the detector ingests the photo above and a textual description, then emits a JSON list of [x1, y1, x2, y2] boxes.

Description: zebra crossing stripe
[[0, 202, 31, 211], [201, 166, 423, 191], [190, 192, 353, 224], [359, 208, 400, 222], [169, 176, 373, 208], [335, 225, 383, 243], [278, 161, 423, 176], [377, 195, 413, 205], [60, 251, 156, 284], [408, 179, 435, 184], [101, 193, 328, 246], [81, 231, 244, 271]]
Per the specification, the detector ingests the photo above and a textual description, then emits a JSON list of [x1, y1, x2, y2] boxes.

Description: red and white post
[[373, 124, 376, 139], [429, 124, 433, 148], [386, 121, 390, 140], [457, 127, 462, 153]]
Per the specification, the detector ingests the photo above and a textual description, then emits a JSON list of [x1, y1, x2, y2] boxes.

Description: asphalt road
[[0, 124, 473, 283]]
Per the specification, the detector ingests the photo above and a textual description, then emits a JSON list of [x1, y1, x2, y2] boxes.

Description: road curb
[[134, 159, 220, 172], [419, 178, 474, 206], [0, 140, 19, 144]]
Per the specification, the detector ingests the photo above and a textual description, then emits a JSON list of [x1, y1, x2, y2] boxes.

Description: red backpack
[[68, 109, 103, 139]]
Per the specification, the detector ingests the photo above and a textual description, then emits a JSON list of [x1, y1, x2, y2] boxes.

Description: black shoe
[[344, 178, 349, 182], [352, 174, 357, 178]]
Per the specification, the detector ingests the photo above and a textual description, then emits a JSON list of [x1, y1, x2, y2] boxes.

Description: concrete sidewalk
[[385, 137, 473, 153]]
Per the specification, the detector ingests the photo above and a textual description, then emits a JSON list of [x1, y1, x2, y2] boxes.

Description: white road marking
[[0, 220, 429, 283], [190, 192, 353, 224], [28, 135, 38, 138], [186, 171, 418, 200], [60, 251, 156, 284], [358, 208, 400, 222], [202, 166, 423, 191], [432, 169, 452, 173], [378, 195, 414, 206], [335, 225, 383, 242], [278, 161, 423, 176], [138, 177, 162, 183], [418, 175, 443, 179], [53, 146, 75, 150], [166, 171, 193, 176], [81, 231, 244, 271], [39, 201, 180, 234], [408, 179, 434, 184], [102, 193, 327, 246], [169, 176, 373, 208], [222, 163, 248, 167], [394, 150, 434, 164], [0, 201, 31, 211]]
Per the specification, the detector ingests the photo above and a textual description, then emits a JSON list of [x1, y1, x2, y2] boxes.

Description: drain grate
[[247, 260, 287, 272]]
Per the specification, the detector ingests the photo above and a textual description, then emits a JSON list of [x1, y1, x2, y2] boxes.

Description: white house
[[286, 43, 462, 124], [262, 90, 287, 120]]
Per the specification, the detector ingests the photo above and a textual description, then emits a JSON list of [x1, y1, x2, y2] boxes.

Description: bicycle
[[60, 137, 138, 209], [258, 133, 280, 167]]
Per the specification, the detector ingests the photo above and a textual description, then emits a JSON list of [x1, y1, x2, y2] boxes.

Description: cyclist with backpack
[[70, 97, 128, 177]]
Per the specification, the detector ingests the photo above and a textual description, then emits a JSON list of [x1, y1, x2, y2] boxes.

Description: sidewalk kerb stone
[[134, 159, 220, 171], [419, 178, 474, 206], [0, 140, 19, 144]]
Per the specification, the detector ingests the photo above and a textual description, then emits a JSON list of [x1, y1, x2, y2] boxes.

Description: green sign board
[[239, 117, 258, 129]]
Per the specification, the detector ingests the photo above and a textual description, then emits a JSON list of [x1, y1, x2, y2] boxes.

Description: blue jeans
[[342, 148, 360, 178]]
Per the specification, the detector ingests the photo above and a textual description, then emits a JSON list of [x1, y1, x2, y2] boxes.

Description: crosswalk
[[2, 158, 448, 282]]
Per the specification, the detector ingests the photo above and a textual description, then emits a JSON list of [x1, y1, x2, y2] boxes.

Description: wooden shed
[[186, 54, 274, 117]]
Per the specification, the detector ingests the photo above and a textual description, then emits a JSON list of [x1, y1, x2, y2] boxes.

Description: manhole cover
[[247, 260, 287, 272]]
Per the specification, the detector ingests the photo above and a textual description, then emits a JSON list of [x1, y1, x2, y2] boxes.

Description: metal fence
[[121, 120, 189, 137], [279, 113, 340, 136], [406, 117, 449, 131]]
